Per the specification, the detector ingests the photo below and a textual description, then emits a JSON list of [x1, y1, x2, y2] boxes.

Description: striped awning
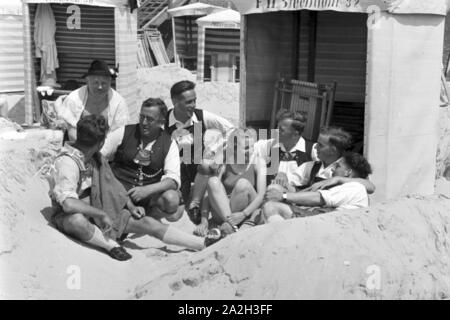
[[196, 9, 240, 28], [168, 2, 224, 17]]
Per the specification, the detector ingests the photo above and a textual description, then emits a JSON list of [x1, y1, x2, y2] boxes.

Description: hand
[[219, 221, 237, 235], [193, 221, 209, 237], [265, 188, 283, 202], [130, 206, 146, 220], [310, 177, 343, 192], [99, 215, 113, 234], [273, 172, 289, 188], [127, 186, 153, 203], [227, 212, 247, 226]]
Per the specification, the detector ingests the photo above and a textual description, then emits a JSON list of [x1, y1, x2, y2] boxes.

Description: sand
[[1, 66, 450, 299], [1, 124, 450, 299], [132, 195, 450, 300], [137, 64, 240, 126]]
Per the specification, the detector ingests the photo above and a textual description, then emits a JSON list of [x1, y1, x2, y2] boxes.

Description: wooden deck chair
[[270, 78, 336, 143]]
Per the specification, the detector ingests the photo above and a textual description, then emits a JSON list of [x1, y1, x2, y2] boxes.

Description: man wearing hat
[[57, 60, 129, 142], [101, 98, 219, 250]]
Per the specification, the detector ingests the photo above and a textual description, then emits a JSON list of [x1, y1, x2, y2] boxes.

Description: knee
[[161, 190, 180, 214], [267, 184, 284, 192], [63, 214, 93, 240], [262, 201, 278, 218], [165, 206, 184, 222], [233, 178, 253, 193], [207, 176, 221, 190], [198, 163, 211, 175]]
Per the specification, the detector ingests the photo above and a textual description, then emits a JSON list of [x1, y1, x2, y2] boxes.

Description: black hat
[[82, 60, 118, 79]]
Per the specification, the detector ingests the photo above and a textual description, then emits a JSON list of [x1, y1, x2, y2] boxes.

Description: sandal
[[109, 247, 132, 261], [204, 228, 223, 247]]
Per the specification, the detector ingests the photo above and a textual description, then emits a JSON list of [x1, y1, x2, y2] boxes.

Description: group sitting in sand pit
[[47, 60, 375, 261]]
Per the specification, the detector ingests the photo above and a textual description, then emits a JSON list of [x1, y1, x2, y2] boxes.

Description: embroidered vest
[[111, 124, 172, 191], [266, 146, 309, 185]]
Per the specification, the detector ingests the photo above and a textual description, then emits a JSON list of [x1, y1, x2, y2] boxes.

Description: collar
[[61, 142, 88, 171], [168, 109, 199, 128], [272, 137, 306, 153], [79, 85, 113, 105]]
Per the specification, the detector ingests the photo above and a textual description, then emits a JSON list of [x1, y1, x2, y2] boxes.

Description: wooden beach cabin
[[231, 0, 448, 201], [196, 9, 241, 82], [22, 0, 138, 124]]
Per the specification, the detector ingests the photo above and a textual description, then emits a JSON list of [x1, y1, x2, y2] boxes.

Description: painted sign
[[230, 0, 447, 15]]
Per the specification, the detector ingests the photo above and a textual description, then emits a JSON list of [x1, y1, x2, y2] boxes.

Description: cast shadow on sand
[[40, 207, 190, 255], [39, 206, 121, 258]]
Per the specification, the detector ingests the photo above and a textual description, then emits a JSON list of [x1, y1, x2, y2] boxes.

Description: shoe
[[188, 205, 202, 225], [204, 228, 223, 247], [108, 247, 132, 261]]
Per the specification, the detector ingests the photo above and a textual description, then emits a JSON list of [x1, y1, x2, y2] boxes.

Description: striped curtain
[[0, 14, 25, 93], [114, 7, 138, 123]]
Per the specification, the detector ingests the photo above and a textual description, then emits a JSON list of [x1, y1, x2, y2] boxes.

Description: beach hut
[[0, 0, 25, 119], [231, 0, 448, 201], [167, 2, 225, 70], [22, 0, 138, 124], [196, 8, 240, 82]]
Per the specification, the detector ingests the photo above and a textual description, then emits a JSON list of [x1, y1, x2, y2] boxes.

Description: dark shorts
[[51, 199, 131, 241], [288, 205, 335, 218]]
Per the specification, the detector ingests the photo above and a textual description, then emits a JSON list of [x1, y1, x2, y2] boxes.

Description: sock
[[162, 226, 205, 251], [267, 215, 285, 224], [86, 225, 118, 252]]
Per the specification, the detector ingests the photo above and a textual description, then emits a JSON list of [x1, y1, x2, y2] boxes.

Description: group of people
[[49, 60, 375, 261]]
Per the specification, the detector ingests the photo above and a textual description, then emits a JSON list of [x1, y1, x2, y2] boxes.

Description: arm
[[264, 187, 325, 207], [285, 191, 325, 207], [100, 126, 125, 161], [310, 177, 376, 194]]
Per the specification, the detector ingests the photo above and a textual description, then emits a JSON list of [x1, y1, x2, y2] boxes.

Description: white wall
[[365, 13, 445, 201]]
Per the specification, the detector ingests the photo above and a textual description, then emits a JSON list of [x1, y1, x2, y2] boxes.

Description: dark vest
[[166, 109, 206, 165], [111, 124, 172, 191], [296, 161, 325, 190], [266, 146, 309, 185]]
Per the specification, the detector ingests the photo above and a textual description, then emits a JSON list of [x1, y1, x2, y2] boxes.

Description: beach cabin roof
[[23, 0, 128, 8], [196, 8, 240, 28], [167, 2, 225, 17]]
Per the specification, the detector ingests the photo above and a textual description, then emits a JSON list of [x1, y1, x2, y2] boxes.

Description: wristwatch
[[282, 192, 288, 202]]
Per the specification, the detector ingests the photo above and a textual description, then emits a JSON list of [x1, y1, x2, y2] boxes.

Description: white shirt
[[168, 109, 235, 160], [57, 85, 129, 138], [254, 138, 306, 178], [101, 127, 181, 188], [318, 182, 369, 210], [51, 144, 92, 205], [289, 159, 341, 187]]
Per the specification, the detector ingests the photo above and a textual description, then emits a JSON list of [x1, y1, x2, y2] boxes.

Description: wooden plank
[[239, 15, 246, 127]]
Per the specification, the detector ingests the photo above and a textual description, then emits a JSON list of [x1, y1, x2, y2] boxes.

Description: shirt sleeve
[[318, 182, 367, 208], [203, 110, 235, 135], [110, 93, 129, 131], [160, 140, 181, 189], [100, 126, 125, 161], [52, 156, 80, 205], [202, 110, 236, 156], [57, 92, 82, 129]]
